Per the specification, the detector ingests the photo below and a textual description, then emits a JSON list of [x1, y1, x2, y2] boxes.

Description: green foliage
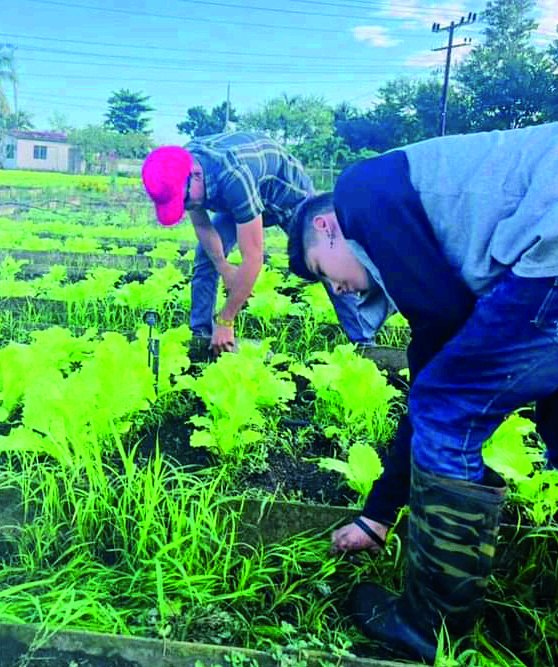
[[0, 168, 138, 189], [483, 411, 558, 524], [291, 344, 400, 445], [515, 470, 558, 524], [483, 412, 545, 480], [68, 124, 153, 167], [0, 326, 190, 470], [104, 88, 153, 134], [187, 340, 295, 459], [114, 263, 186, 309], [246, 266, 300, 322], [240, 94, 334, 148], [456, 0, 557, 130], [1, 110, 34, 131], [0, 326, 96, 420], [318, 441, 384, 499], [0, 47, 16, 130], [297, 282, 338, 325], [177, 101, 239, 137]]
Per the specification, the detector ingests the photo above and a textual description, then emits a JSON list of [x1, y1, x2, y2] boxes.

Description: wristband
[[213, 313, 234, 328]]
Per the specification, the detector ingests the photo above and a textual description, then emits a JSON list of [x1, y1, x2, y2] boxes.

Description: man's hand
[[330, 516, 388, 555], [211, 323, 235, 356]]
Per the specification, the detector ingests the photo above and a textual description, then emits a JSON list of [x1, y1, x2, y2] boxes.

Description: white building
[[2, 130, 84, 173]]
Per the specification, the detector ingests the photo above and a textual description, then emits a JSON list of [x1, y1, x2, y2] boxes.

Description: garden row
[[0, 323, 557, 666], [0, 178, 556, 666]]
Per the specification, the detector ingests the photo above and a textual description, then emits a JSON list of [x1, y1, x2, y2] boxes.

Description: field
[[0, 169, 556, 667]]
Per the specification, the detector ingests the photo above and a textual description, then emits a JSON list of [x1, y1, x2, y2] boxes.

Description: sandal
[[352, 517, 386, 549]]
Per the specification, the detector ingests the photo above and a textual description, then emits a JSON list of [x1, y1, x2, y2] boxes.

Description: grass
[[0, 168, 139, 190], [0, 449, 364, 654]]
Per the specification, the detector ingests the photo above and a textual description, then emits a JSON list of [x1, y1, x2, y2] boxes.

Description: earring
[[328, 232, 334, 248]]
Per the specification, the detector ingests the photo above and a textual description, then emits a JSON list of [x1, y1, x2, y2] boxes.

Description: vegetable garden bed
[[0, 250, 192, 277], [1, 177, 557, 665]]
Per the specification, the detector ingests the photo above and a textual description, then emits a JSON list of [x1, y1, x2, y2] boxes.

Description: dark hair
[[287, 192, 334, 282]]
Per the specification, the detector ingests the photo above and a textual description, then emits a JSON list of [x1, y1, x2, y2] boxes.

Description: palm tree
[[0, 47, 17, 127]]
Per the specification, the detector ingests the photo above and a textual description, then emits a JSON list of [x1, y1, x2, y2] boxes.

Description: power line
[[13, 46, 427, 71], [20, 72, 391, 84], [0, 31, 430, 61], [22, 0, 488, 33], [19, 0, 380, 34], [175, 0, 465, 23], [16, 55, 412, 74]]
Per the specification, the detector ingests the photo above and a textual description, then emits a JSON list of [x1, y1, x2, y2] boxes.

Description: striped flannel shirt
[[186, 131, 314, 229]]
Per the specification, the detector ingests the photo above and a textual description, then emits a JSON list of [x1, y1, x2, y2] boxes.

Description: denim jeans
[[189, 211, 376, 342], [409, 271, 558, 481]]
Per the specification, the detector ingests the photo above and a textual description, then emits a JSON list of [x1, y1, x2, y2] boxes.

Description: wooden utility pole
[[432, 12, 476, 136], [225, 82, 231, 131], [0, 43, 18, 124]]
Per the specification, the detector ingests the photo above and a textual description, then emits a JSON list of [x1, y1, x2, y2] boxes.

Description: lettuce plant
[[114, 264, 185, 310], [246, 266, 301, 322], [146, 241, 182, 262], [483, 412, 558, 524], [0, 326, 97, 420], [291, 344, 401, 446], [186, 341, 295, 459], [318, 441, 384, 500], [483, 413, 546, 481], [297, 282, 338, 325], [0, 326, 191, 473]]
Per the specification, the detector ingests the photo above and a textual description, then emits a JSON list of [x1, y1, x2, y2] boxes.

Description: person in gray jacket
[[287, 121, 558, 663]]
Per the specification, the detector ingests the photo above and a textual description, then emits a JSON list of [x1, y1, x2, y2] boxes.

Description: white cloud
[[533, 0, 558, 45], [353, 25, 401, 48]]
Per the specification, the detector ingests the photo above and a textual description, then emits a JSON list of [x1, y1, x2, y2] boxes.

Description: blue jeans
[[409, 271, 558, 481], [189, 212, 375, 342]]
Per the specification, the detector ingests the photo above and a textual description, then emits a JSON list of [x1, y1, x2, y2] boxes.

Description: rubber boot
[[349, 464, 506, 664]]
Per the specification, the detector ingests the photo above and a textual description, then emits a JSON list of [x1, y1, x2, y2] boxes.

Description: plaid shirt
[[186, 131, 314, 228]]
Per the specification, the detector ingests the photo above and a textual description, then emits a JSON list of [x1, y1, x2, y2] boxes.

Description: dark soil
[[137, 414, 213, 470], [136, 410, 358, 507], [239, 443, 357, 506]]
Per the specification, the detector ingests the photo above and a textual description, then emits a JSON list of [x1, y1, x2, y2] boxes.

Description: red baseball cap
[[142, 146, 194, 226]]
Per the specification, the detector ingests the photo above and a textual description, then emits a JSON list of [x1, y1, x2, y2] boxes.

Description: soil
[[0, 638, 140, 667], [239, 438, 358, 506], [136, 411, 358, 507]]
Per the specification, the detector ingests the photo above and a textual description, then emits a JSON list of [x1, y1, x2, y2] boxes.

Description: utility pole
[[225, 82, 231, 131], [432, 12, 476, 136], [0, 43, 18, 125]]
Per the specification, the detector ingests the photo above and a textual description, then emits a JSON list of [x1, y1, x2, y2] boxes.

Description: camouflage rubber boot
[[349, 464, 506, 664]]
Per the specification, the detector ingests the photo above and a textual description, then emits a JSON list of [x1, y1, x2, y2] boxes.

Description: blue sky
[[2, 0, 556, 144]]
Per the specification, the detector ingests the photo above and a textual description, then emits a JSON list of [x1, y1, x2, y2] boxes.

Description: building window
[[33, 145, 48, 160], [6, 144, 15, 159]]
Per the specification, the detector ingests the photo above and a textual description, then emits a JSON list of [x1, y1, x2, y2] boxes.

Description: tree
[[334, 102, 359, 122], [69, 125, 153, 172], [104, 89, 153, 134], [48, 111, 74, 133], [0, 51, 14, 117], [456, 0, 556, 130], [240, 94, 334, 148], [177, 101, 239, 137], [0, 47, 17, 144], [2, 110, 34, 131]]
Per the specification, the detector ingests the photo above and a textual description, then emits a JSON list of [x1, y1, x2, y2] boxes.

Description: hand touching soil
[[330, 516, 388, 555]]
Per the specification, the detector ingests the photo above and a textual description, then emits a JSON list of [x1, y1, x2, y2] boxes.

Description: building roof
[[8, 130, 69, 144]]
